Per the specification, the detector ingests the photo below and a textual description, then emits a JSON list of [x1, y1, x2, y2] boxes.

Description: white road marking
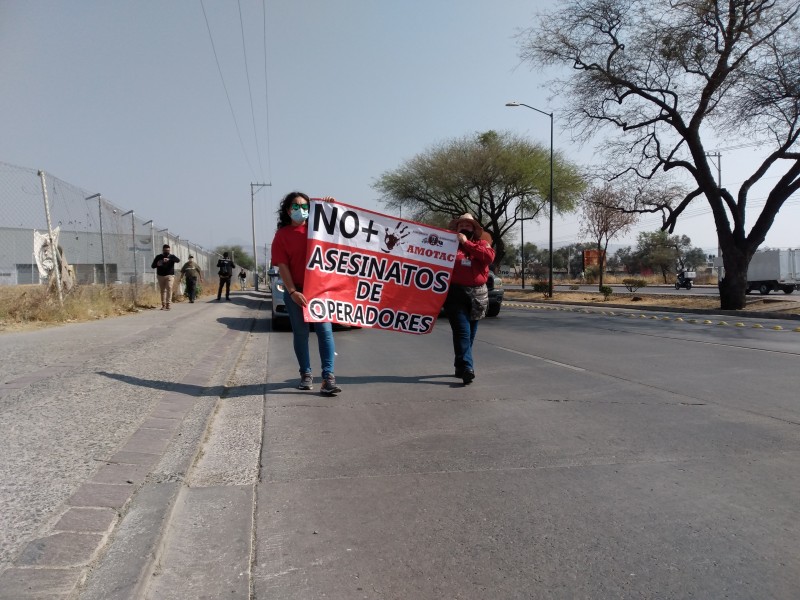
[[493, 345, 586, 372]]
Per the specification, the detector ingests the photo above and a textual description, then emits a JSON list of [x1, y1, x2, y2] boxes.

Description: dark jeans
[[185, 277, 198, 302], [217, 276, 231, 299], [446, 307, 479, 373]]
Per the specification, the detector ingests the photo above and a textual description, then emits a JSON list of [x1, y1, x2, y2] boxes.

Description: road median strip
[[503, 300, 799, 332]]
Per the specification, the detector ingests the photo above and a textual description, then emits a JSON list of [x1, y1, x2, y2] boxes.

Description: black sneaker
[[462, 370, 475, 385], [454, 367, 464, 379], [321, 375, 342, 395], [298, 373, 313, 390]]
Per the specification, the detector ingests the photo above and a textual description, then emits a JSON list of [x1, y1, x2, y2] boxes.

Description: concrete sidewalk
[[0, 293, 268, 599]]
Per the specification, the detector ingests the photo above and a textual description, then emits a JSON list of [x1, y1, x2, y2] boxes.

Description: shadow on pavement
[[97, 371, 466, 398], [270, 374, 465, 393], [98, 371, 263, 398], [215, 316, 259, 331]]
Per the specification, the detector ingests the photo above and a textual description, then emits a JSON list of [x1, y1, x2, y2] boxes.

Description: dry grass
[[503, 273, 719, 287], [505, 288, 800, 316], [0, 283, 204, 333]]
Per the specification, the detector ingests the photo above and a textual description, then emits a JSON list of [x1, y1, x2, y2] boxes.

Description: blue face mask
[[291, 207, 309, 223]]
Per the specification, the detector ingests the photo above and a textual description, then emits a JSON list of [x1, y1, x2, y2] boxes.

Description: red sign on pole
[[302, 200, 458, 334], [583, 248, 606, 268]]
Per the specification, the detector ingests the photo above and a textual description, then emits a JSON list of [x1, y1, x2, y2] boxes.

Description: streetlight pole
[[520, 204, 525, 289], [85, 193, 106, 285], [251, 182, 271, 291], [506, 101, 555, 297]]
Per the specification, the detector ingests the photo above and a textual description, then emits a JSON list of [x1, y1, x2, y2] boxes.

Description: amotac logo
[[421, 233, 444, 247]]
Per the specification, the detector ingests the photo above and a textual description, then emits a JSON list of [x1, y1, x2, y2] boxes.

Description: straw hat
[[448, 213, 485, 238]]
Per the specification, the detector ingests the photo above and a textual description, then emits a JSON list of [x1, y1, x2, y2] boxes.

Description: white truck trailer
[[746, 249, 800, 295]]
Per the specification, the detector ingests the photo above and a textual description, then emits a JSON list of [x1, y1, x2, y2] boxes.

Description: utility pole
[[251, 182, 271, 291], [706, 152, 723, 281]]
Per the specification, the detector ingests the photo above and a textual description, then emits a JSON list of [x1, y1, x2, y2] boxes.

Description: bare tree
[[519, 0, 800, 309], [580, 184, 637, 289]]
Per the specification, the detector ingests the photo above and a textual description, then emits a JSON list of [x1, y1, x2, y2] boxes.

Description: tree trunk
[[718, 241, 750, 310], [492, 236, 505, 271], [597, 241, 607, 290], [597, 251, 605, 289]]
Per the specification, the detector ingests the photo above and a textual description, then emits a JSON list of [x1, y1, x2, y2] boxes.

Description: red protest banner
[[301, 200, 458, 334]]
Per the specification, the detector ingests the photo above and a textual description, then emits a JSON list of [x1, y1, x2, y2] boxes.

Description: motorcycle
[[675, 270, 695, 290]]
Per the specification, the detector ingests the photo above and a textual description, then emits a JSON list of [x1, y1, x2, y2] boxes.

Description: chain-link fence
[[1, 162, 222, 290]]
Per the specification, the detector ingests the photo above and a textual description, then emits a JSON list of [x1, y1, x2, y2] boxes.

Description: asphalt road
[[1, 293, 799, 598]]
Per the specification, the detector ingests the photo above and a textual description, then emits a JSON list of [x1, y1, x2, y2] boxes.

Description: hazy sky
[[1, 0, 797, 258]]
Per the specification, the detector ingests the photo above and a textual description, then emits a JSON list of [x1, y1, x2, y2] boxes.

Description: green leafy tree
[[553, 243, 583, 278], [638, 231, 680, 283], [499, 248, 517, 267], [636, 231, 705, 283], [213, 245, 254, 271], [374, 130, 585, 266], [682, 247, 708, 271], [615, 246, 646, 276], [562, 242, 589, 278], [520, 0, 800, 309]]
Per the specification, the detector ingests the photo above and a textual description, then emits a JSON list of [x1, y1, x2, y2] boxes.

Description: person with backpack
[[216, 252, 236, 301]]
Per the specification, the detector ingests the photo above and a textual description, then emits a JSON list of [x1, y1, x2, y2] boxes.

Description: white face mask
[[290, 207, 309, 223]]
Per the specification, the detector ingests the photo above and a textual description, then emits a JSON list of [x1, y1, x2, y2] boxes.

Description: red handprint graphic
[[381, 222, 410, 253]]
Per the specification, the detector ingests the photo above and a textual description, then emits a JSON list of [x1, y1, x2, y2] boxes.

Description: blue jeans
[[446, 307, 479, 373], [283, 289, 335, 378]]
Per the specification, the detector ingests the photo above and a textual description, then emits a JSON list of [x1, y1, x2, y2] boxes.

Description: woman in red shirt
[[443, 214, 495, 384], [271, 192, 342, 395]]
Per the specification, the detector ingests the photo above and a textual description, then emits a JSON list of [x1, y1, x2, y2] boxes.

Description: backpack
[[219, 260, 233, 277]]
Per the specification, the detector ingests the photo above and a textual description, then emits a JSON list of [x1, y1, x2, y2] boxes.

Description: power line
[[261, 0, 273, 181], [238, 0, 264, 179], [200, 0, 257, 180], [709, 140, 771, 153]]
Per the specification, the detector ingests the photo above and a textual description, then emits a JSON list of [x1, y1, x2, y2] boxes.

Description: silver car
[[267, 267, 361, 331], [268, 268, 290, 328]]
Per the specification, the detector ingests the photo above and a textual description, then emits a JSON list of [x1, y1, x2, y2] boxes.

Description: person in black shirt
[[151, 244, 181, 310], [216, 252, 236, 301]]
